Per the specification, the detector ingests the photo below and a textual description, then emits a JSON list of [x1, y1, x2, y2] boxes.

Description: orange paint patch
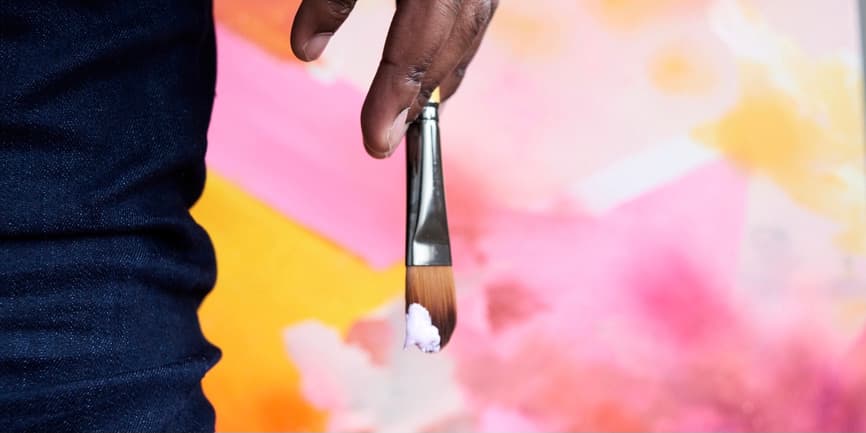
[[649, 46, 715, 94], [214, 0, 302, 60]]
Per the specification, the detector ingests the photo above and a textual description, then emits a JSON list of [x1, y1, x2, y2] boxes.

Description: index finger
[[360, 0, 462, 158]]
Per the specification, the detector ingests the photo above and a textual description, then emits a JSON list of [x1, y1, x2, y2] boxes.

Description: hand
[[290, 0, 498, 158]]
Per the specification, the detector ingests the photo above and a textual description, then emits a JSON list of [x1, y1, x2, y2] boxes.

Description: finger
[[413, 0, 495, 113], [360, 0, 463, 159], [437, 31, 483, 102], [439, 0, 498, 101], [290, 0, 358, 61]]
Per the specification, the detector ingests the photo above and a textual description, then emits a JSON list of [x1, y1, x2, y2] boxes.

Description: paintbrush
[[403, 88, 456, 353]]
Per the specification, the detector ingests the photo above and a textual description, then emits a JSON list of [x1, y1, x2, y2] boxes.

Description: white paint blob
[[404, 303, 441, 353]]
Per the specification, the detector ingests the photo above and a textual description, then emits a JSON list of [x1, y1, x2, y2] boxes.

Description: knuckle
[[473, 0, 493, 25], [381, 56, 429, 90], [461, 0, 492, 36], [406, 65, 427, 87], [436, 0, 464, 19], [404, 48, 437, 87], [489, 0, 500, 14], [471, 12, 488, 35], [453, 65, 467, 79], [325, 0, 356, 18]]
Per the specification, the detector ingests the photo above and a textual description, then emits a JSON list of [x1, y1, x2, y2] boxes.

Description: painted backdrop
[[190, 0, 866, 431]]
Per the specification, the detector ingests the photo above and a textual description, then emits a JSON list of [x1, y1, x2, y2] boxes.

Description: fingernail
[[385, 108, 410, 156], [303, 33, 332, 60]]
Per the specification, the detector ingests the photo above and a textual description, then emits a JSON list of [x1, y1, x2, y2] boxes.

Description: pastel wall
[[191, 0, 866, 431]]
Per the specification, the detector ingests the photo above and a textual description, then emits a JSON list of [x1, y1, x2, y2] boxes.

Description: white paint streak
[[404, 303, 441, 353], [572, 136, 720, 214]]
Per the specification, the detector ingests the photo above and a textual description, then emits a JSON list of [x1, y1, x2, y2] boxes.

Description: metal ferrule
[[405, 102, 452, 266]]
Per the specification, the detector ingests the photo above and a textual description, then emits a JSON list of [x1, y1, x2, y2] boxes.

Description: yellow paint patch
[[694, 59, 866, 253], [588, 0, 710, 29], [191, 172, 403, 432], [649, 46, 715, 94], [489, 5, 564, 59], [838, 300, 866, 332]]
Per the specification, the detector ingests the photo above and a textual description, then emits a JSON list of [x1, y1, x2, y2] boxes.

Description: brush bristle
[[405, 266, 456, 348]]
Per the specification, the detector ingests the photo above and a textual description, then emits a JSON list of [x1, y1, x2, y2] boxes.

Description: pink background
[[191, 0, 866, 431]]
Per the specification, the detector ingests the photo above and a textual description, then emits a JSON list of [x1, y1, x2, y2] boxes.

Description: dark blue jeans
[[0, 1, 221, 431]]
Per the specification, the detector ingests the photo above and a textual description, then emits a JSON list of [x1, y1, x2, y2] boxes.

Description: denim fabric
[[0, 1, 221, 431]]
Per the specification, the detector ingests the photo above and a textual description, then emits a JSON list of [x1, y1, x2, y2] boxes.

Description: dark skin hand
[[290, 0, 498, 158]]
